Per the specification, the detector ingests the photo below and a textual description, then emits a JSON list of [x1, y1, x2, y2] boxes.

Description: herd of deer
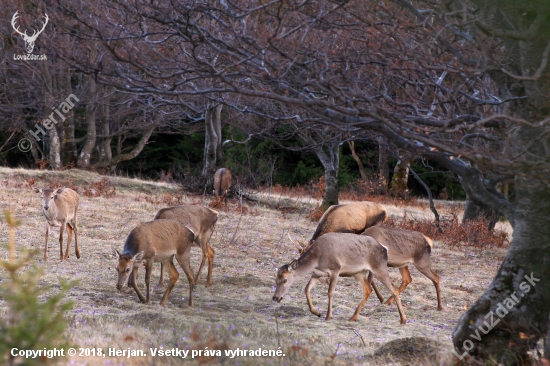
[[33, 168, 441, 325]]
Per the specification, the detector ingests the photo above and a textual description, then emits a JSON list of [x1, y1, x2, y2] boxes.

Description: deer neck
[[292, 251, 318, 278]]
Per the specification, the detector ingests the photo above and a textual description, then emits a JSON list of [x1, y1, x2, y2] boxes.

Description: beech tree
[[52, 0, 550, 361]]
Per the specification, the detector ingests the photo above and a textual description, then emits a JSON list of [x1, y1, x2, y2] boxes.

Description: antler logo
[[11, 11, 49, 54]]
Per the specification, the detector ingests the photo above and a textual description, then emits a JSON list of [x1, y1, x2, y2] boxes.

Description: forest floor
[[0, 168, 512, 365]]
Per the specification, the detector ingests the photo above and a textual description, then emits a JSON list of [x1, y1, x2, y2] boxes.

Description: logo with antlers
[[11, 11, 49, 54]]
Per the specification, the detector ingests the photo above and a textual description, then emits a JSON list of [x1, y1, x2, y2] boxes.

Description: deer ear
[[55, 188, 65, 195], [112, 247, 121, 259], [133, 251, 144, 262], [33, 187, 42, 194], [289, 259, 298, 271]]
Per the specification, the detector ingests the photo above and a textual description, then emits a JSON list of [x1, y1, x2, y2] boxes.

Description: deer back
[[362, 226, 433, 266], [213, 168, 232, 196], [310, 201, 387, 242], [154, 205, 218, 244], [122, 220, 195, 261], [305, 232, 388, 273]]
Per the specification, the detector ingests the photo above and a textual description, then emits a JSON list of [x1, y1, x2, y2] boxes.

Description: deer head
[[11, 11, 49, 54]]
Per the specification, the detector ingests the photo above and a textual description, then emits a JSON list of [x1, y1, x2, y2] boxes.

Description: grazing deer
[[113, 220, 195, 306], [33, 187, 79, 261], [213, 168, 232, 203], [154, 205, 218, 287], [362, 226, 442, 310], [273, 232, 406, 324]]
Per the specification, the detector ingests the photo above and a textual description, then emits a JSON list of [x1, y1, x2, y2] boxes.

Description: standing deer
[[213, 168, 232, 203], [33, 187, 79, 261], [291, 201, 388, 254], [113, 220, 195, 306], [362, 226, 442, 310], [154, 205, 218, 287], [273, 232, 406, 324]]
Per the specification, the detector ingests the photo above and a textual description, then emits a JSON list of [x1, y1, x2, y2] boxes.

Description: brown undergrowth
[[386, 212, 510, 248]]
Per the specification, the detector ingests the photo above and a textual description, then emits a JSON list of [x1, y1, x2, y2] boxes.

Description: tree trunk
[[313, 142, 339, 210], [347, 140, 368, 181], [97, 101, 112, 165], [95, 125, 156, 168], [41, 61, 62, 170], [59, 35, 77, 167], [463, 194, 500, 231], [77, 78, 97, 168], [452, 178, 550, 364], [390, 158, 409, 198], [202, 104, 223, 188], [378, 137, 389, 194]]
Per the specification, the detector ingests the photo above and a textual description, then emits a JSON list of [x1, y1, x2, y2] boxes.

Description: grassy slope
[[0, 168, 507, 365]]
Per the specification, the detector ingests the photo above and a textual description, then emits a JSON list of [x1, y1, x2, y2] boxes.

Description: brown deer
[[213, 168, 232, 202], [154, 205, 218, 287], [290, 201, 388, 254], [33, 187, 79, 261], [113, 220, 195, 306], [273, 232, 407, 324], [362, 226, 442, 310]]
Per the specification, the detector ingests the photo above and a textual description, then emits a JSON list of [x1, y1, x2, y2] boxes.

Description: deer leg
[[129, 267, 146, 303], [157, 264, 165, 289], [194, 245, 207, 286], [368, 272, 385, 304], [349, 273, 373, 322], [160, 257, 179, 306], [175, 247, 194, 307], [385, 267, 412, 306], [64, 224, 73, 260], [371, 266, 407, 325], [44, 223, 51, 261], [144, 261, 153, 304], [206, 245, 215, 287], [72, 220, 80, 259], [326, 273, 339, 321], [58, 224, 65, 261], [304, 276, 321, 317], [414, 257, 442, 310]]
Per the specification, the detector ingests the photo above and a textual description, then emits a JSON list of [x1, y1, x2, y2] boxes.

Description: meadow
[[0, 167, 511, 365]]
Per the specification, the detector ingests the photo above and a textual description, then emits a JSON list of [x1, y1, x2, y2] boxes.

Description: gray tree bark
[[390, 158, 409, 198], [378, 137, 389, 194], [40, 61, 61, 170], [202, 104, 223, 188], [313, 142, 340, 210], [77, 78, 97, 168], [347, 141, 368, 182], [59, 35, 77, 167]]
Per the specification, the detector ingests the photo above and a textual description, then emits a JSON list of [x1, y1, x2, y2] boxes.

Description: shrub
[[386, 212, 510, 248], [0, 210, 74, 366]]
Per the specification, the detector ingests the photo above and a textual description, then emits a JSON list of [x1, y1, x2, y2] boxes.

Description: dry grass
[[0, 168, 511, 365]]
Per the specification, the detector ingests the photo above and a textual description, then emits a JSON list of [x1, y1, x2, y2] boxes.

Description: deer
[[33, 187, 79, 261], [154, 205, 219, 287], [213, 168, 232, 203], [290, 201, 388, 254], [113, 220, 196, 306], [11, 11, 49, 54], [361, 226, 442, 311], [273, 232, 407, 324]]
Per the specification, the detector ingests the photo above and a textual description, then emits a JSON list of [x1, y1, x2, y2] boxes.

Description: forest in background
[[1, 0, 550, 363], [1, 127, 465, 200]]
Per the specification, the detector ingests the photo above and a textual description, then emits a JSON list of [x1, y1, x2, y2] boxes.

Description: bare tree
[[52, 0, 550, 361]]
